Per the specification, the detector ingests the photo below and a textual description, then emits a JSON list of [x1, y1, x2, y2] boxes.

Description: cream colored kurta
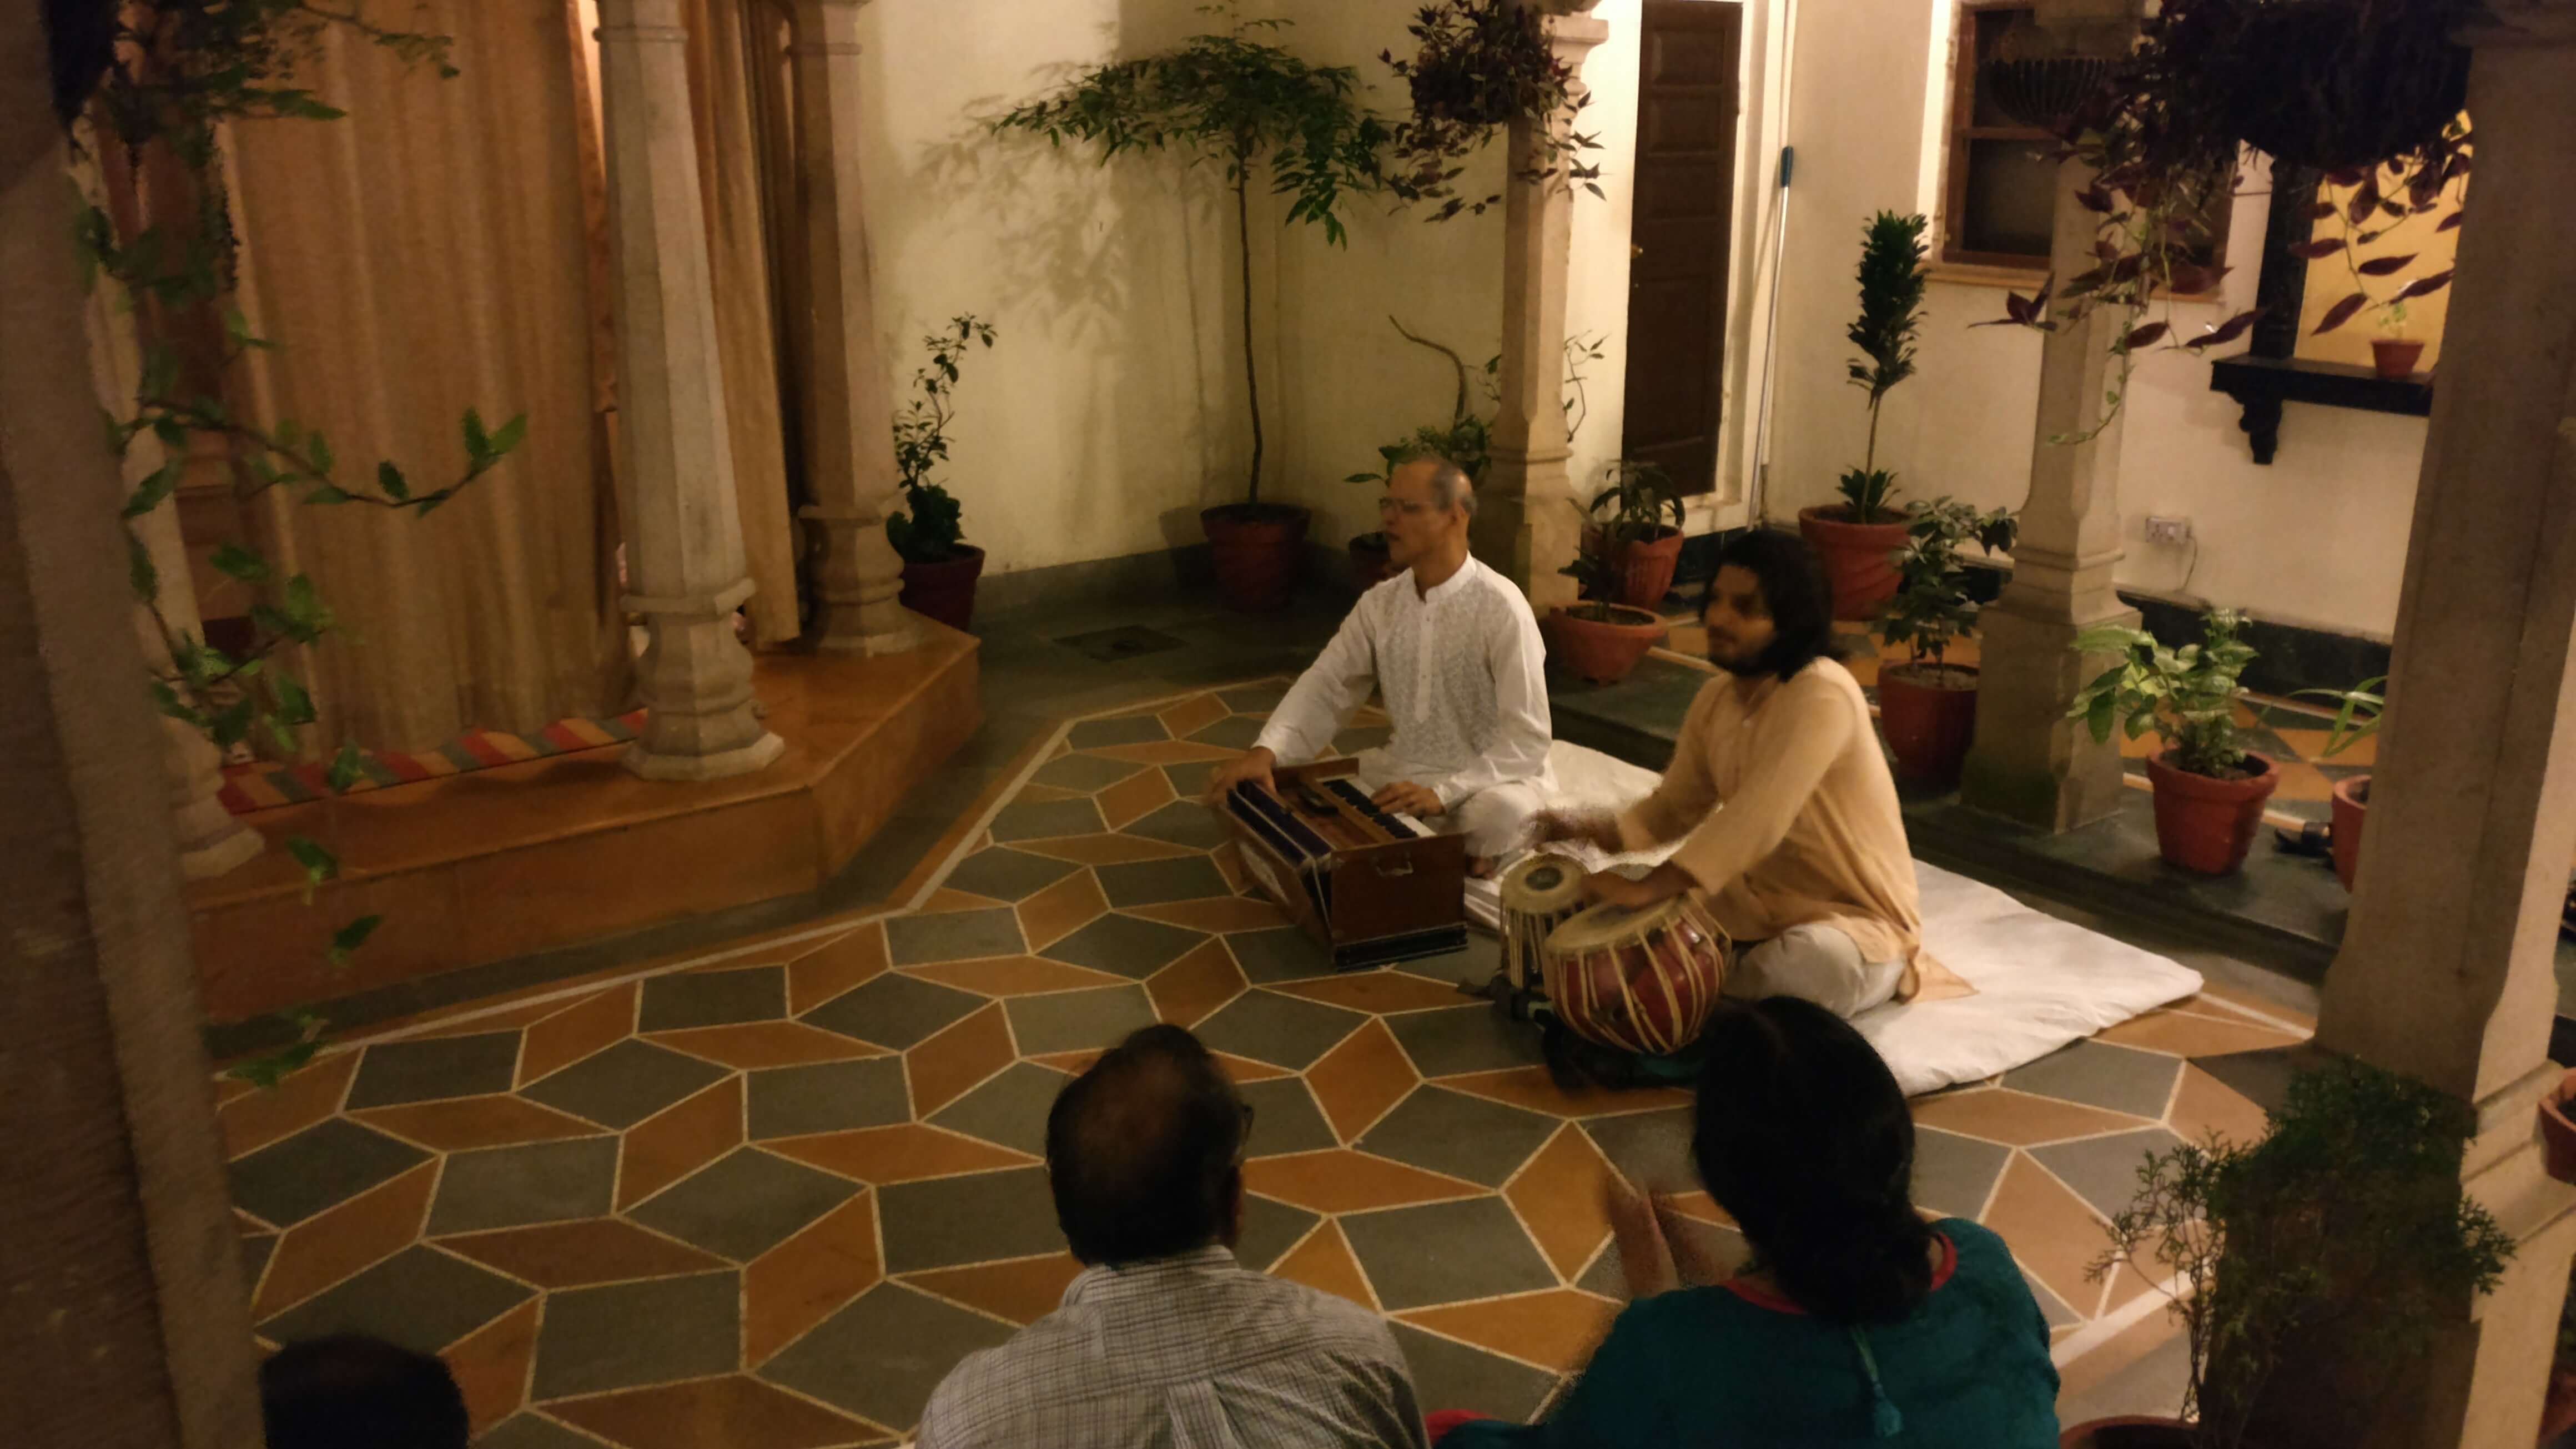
[[1614, 659, 1970, 1004]]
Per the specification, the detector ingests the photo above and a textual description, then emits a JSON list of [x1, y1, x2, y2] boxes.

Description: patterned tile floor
[[219, 680, 2313, 1446]]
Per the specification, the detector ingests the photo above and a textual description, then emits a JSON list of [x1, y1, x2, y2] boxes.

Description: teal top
[[1446, 1220, 2059, 1449]]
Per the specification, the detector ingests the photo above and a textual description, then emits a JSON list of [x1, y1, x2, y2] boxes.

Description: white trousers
[[1352, 751, 1547, 859], [1725, 923, 1906, 1018]]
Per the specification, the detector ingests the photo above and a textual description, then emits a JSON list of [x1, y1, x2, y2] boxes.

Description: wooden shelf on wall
[[2208, 354, 2434, 465]]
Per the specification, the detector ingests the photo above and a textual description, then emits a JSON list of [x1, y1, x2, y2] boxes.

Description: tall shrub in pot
[[2066, 608, 2277, 874], [886, 315, 996, 632], [1802, 211, 1929, 619], [1878, 500, 2016, 788]]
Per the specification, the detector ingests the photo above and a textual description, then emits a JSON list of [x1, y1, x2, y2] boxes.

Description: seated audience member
[[260, 1334, 469, 1449], [1443, 998, 2060, 1448], [916, 1024, 1428, 1449]]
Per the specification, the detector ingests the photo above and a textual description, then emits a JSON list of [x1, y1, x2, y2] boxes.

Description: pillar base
[[623, 729, 786, 782], [801, 502, 918, 656], [1958, 585, 2138, 832]]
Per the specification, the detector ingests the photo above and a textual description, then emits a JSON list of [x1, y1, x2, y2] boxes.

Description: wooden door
[[1620, 1, 1743, 497]]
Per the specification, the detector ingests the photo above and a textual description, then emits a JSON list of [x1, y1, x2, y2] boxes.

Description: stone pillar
[[1475, 1, 1609, 612], [0, 21, 263, 1443], [1957, 0, 2142, 832], [596, 0, 783, 779], [2307, 7, 2576, 1446], [789, 0, 918, 655]]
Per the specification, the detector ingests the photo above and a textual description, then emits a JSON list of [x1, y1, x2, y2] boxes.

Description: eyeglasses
[[1379, 497, 1437, 517]]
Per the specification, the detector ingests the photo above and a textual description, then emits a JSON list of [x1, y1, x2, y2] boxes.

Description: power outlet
[[2145, 515, 2193, 545]]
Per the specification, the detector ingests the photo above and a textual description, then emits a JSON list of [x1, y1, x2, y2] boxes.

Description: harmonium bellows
[[1221, 759, 1467, 971]]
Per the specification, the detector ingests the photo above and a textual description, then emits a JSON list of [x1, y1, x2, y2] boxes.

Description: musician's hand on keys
[[1532, 808, 1619, 853], [1370, 781, 1446, 818], [1206, 747, 1277, 802]]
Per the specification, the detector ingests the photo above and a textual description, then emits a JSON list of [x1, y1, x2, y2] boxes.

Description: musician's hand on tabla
[[1581, 869, 1669, 910], [1206, 747, 1277, 803], [1370, 781, 1446, 818]]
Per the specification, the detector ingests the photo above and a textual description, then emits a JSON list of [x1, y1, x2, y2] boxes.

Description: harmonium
[[1221, 758, 1467, 970]]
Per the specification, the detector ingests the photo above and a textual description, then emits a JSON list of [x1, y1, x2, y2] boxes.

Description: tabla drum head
[[1500, 853, 1587, 914]]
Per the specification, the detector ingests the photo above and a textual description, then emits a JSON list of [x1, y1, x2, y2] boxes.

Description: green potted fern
[[1801, 210, 1929, 620], [1546, 544, 1665, 686], [1584, 459, 1685, 608], [1878, 499, 2016, 787], [886, 315, 995, 631], [2066, 608, 2278, 874]]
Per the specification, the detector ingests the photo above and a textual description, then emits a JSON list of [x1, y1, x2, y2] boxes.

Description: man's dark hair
[[1705, 529, 1839, 681], [260, 1335, 470, 1449], [1046, 1024, 1247, 1266]]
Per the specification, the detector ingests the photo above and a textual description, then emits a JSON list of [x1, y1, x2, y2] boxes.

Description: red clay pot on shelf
[[1203, 503, 1308, 613], [2147, 750, 2280, 876], [2372, 337, 2427, 379], [1612, 527, 1686, 609], [1349, 531, 1397, 591], [2329, 773, 2369, 892], [1798, 506, 1912, 620], [1878, 663, 1980, 788], [2539, 1068, 2576, 1186], [1543, 604, 1666, 686], [898, 545, 984, 632]]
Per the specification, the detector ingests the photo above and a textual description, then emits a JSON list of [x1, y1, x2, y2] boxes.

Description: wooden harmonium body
[[1222, 758, 1467, 971]]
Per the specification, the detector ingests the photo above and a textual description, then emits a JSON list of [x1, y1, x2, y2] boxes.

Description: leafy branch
[[1381, 0, 1604, 221]]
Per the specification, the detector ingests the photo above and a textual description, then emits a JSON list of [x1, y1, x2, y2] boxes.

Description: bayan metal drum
[[1540, 894, 1730, 1056], [1498, 853, 1588, 995]]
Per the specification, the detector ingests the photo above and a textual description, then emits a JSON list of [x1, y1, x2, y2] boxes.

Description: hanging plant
[[1382, 0, 1603, 221], [2287, 128, 2469, 351]]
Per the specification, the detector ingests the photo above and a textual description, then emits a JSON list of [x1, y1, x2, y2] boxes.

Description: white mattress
[[1463, 742, 2203, 1096]]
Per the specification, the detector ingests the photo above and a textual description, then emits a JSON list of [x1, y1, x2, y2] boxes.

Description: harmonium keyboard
[[1221, 758, 1467, 971]]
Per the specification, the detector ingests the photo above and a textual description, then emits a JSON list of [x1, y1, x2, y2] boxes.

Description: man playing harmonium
[[1206, 452, 1552, 877], [1533, 531, 1967, 1017]]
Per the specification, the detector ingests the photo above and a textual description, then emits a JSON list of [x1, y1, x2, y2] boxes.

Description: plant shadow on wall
[[56, 1, 526, 1084]]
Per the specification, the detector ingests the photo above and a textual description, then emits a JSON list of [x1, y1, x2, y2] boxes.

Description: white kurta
[[1254, 559, 1555, 854]]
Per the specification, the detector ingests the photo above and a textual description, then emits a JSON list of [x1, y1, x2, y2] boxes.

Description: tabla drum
[[1540, 895, 1730, 1056], [1498, 853, 1587, 994]]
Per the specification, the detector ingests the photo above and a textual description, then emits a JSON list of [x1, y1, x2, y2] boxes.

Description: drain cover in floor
[[1054, 625, 1188, 662]]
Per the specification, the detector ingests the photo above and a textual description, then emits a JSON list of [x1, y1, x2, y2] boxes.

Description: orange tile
[[1660, 1189, 1734, 1227], [1017, 870, 1108, 952], [1306, 1019, 1420, 1143], [442, 1296, 538, 1432], [2094, 1009, 2305, 1059], [1088, 739, 1240, 767], [1244, 1150, 1481, 1214], [214, 1075, 256, 1106], [617, 1075, 744, 1212], [767, 1123, 1037, 1184], [1030, 1049, 1104, 1076], [1211, 842, 1250, 894], [1216, 1052, 1293, 1085], [2266, 758, 2335, 803], [922, 887, 1010, 914], [1098, 768, 1178, 832], [906, 1002, 1015, 1117], [547, 1375, 888, 1449], [2053, 1297, 2193, 1412], [1146, 939, 1248, 1028], [1504, 1124, 1617, 1279], [1158, 694, 1230, 740], [436, 1217, 726, 1288], [905, 955, 1128, 997], [645, 1021, 889, 1070], [787, 924, 888, 1014], [2272, 724, 2374, 768], [1911, 1088, 2156, 1148], [904, 1252, 1086, 1327], [1274, 970, 1472, 1014], [517, 983, 637, 1086], [254, 1160, 438, 1317], [1982, 1153, 2110, 1315], [2097, 1239, 2168, 1317], [1272, 1221, 1377, 1311], [1441, 1065, 1690, 1118], [1398, 1289, 1621, 1375], [746, 1192, 882, 1363], [1123, 897, 1286, 933], [1020, 833, 1198, 866], [219, 1050, 359, 1160], [351, 1095, 605, 1153], [2167, 1063, 2271, 1147]]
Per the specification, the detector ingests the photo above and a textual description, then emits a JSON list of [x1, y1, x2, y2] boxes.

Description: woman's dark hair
[[1046, 1024, 1246, 1266], [260, 1335, 469, 1449], [1704, 530, 1839, 681], [1691, 998, 1935, 1324]]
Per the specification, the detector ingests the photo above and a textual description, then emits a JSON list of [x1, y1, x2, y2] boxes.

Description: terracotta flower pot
[[2539, 1068, 2576, 1186], [2372, 338, 2427, 380], [898, 544, 984, 632], [1202, 504, 1309, 614], [2542, 1356, 2576, 1442], [2146, 749, 2280, 876], [1879, 663, 1980, 788], [1611, 527, 1686, 610], [1349, 531, 1397, 591], [2060, 1416, 2193, 1449], [2330, 773, 2369, 893], [1798, 506, 1912, 621], [1542, 604, 1666, 686]]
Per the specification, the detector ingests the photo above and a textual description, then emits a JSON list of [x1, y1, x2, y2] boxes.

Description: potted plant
[[995, 7, 1390, 613], [1380, 0, 1604, 222], [885, 314, 996, 631], [1584, 460, 1684, 609], [2061, 1057, 2514, 1449], [1878, 499, 2017, 788], [2288, 675, 2382, 892], [2067, 607, 2277, 875], [1544, 547, 1665, 686], [1346, 320, 1497, 589], [2369, 299, 2425, 379], [1802, 211, 1929, 620]]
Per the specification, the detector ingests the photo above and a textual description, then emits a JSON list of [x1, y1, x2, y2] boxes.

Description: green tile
[[1095, 856, 1232, 908], [886, 909, 1027, 966], [345, 1032, 522, 1110], [626, 1147, 858, 1261], [876, 1166, 1065, 1273], [520, 1040, 728, 1131], [1034, 753, 1147, 793], [1191, 990, 1366, 1070], [942, 847, 1083, 903], [763, 1284, 1015, 1431], [529, 1271, 739, 1400], [425, 1136, 620, 1236], [261, 1244, 532, 1354], [1040, 913, 1207, 979], [638, 965, 788, 1032], [1390, 1323, 1558, 1425], [1355, 1085, 1557, 1187], [1002, 985, 1158, 1057], [1341, 1197, 1554, 1311], [801, 973, 983, 1050], [746, 1056, 912, 1139], [228, 1118, 430, 1228]]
